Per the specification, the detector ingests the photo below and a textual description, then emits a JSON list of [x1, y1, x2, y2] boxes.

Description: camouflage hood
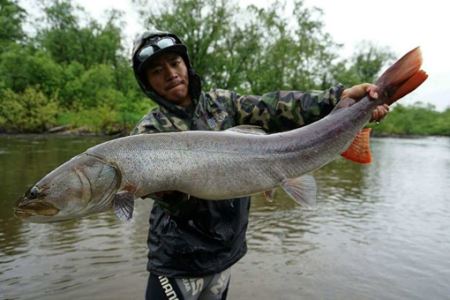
[[132, 30, 202, 118]]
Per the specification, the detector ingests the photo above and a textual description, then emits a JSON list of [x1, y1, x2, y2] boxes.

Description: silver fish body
[[14, 103, 367, 223], [87, 99, 373, 200], [15, 47, 427, 222]]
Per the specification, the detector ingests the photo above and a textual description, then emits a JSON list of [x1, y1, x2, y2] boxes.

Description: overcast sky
[[23, 0, 450, 110]]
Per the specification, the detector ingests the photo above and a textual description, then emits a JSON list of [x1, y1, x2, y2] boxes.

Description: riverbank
[[0, 126, 127, 137], [1, 128, 447, 139], [2, 102, 449, 137], [3, 128, 445, 138]]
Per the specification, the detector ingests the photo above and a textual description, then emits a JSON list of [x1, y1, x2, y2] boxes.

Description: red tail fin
[[388, 70, 428, 104], [376, 47, 428, 105], [341, 128, 372, 164]]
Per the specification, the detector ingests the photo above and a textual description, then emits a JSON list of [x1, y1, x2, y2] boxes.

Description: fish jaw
[[15, 200, 60, 218]]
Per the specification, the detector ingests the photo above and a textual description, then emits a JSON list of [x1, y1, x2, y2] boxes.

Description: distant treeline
[[0, 0, 447, 135], [371, 103, 450, 136]]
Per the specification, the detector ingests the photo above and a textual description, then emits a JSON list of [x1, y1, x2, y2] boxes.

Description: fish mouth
[[14, 200, 60, 219]]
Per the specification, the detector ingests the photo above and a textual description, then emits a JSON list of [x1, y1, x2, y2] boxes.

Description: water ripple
[[1, 136, 450, 300]]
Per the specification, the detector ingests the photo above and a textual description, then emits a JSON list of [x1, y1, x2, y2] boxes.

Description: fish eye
[[27, 187, 39, 199]]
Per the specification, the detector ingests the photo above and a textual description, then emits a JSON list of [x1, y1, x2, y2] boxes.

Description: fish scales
[[86, 98, 374, 200], [15, 47, 428, 222]]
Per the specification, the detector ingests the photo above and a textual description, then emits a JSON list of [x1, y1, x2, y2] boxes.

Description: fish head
[[14, 154, 121, 222]]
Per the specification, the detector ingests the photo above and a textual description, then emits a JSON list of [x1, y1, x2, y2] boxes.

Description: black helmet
[[132, 30, 201, 110]]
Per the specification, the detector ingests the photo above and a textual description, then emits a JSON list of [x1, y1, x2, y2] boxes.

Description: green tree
[[331, 42, 394, 87], [136, 0, 340, 94], [36, 0, 124, 68], [373, 102, 450, 136], [242, 1, 340, 93], [0, 0, 26, 47], [0, 87, 59, 132], [137, 0, 237, 90], [0, 44, 63, 94], [0, 0, 401, 134]]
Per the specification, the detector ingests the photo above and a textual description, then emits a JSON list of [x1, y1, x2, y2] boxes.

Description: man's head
[[132, 30, 201, 108]]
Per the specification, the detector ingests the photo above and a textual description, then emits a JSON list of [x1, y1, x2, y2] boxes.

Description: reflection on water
[[233, 137, 450, 300], [1, 135, 450, 299]]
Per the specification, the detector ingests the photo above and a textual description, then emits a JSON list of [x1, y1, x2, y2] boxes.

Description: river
[[0, 135, 449, 299]]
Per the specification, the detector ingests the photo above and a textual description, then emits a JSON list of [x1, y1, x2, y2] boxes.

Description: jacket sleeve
[[234, 84, 344, 133], [130, 109, 173, 135]]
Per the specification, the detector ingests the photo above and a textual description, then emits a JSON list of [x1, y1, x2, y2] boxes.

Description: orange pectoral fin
[[341, 128, 372, 164]]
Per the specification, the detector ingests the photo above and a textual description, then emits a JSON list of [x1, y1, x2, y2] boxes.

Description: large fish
[[15, 47, 428, 222]]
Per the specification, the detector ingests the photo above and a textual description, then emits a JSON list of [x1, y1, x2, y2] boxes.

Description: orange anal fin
[[341, 128, 372, 164], [388, 70, 428, 104]]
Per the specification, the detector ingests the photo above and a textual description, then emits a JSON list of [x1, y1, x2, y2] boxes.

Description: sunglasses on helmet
[[136, 37, 179, 62]]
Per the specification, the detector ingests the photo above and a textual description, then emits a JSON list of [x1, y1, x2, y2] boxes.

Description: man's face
[[145, 53, 191, 107]]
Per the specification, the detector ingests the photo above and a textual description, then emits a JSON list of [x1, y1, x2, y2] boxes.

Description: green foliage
[[57, 106, 119, 134], [66, 64, 117, 107], [0, 0, 442, 134], [57, 100, 153, 134], [331, 42, 394, 87], [0, 44, 64, 94], [140, 0, 341, 93], [372, 103, 450, 136], [139, 0, 240, 90], [0, 87, 59, 132], [35, 1, 123, 67], [0, 0, 26, 47]]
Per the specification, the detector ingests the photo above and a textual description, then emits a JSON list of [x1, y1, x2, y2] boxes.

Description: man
[[131, 30, 388, 300]]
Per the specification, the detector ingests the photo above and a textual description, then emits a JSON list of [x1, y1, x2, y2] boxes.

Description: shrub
[[0, 87, 59, 132]]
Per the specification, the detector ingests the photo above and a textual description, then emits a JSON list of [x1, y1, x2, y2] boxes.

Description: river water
[[0, 135, 449, 299]]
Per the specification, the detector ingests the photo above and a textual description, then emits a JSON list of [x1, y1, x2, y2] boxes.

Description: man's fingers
[[343, 83, 369, 99], [371, 110, 379, 121], [342, 83, 379, 101], [367, 85, 379, 100], [371, 104, 390, 122]]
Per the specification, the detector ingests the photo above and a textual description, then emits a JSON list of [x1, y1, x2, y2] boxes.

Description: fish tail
[[376, 47, 428, 105], [387, 70, 428, 104], [341, 128, 372, 164]]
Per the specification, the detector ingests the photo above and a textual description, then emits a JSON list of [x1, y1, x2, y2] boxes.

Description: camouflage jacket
[[132, 86, 343, 277], [132, 86, 343, 134]]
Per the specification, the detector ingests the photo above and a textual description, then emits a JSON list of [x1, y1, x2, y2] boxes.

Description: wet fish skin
[[15, 47, 427, 223]]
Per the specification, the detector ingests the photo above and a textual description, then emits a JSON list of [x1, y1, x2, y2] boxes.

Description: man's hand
[[341, 83, 389, 122], [342, 83, 378, 100], [371, 104, 389, 122]]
